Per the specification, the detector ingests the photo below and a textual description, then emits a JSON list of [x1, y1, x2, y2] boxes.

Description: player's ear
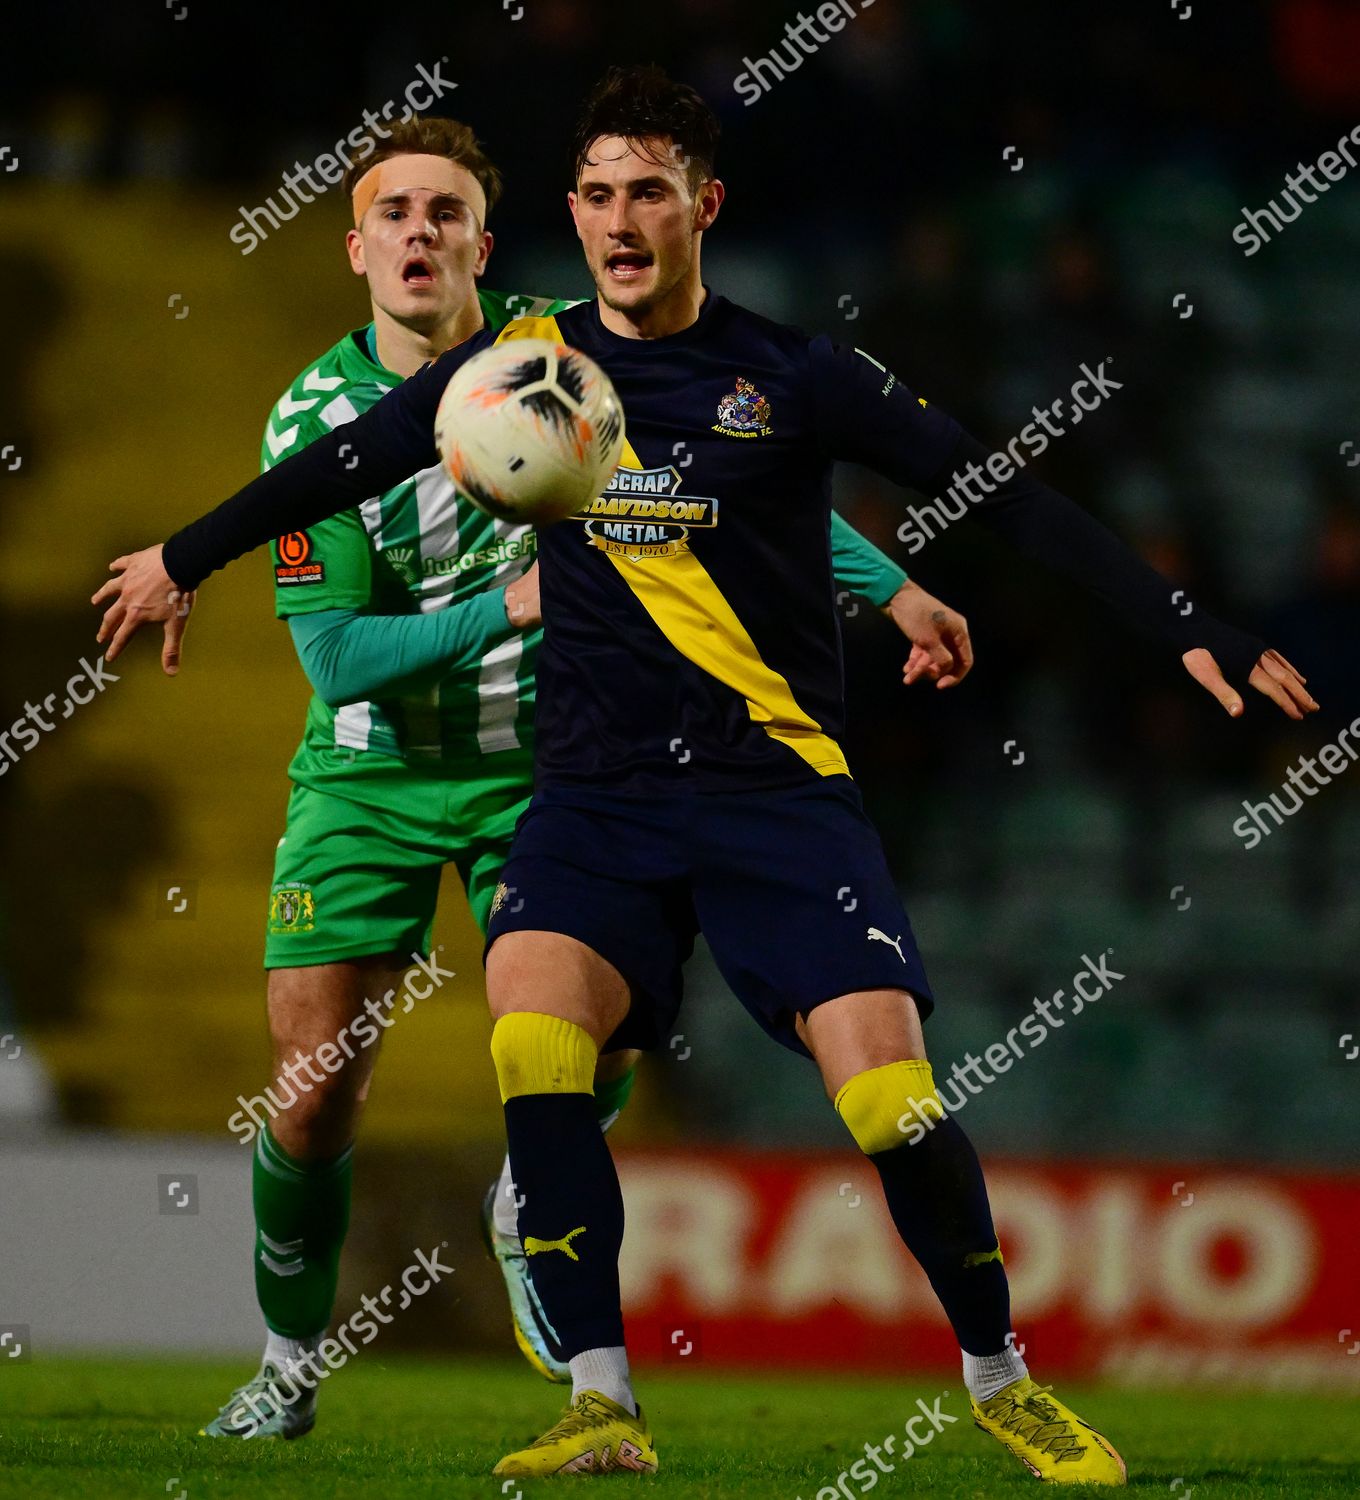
[[567, 190, 583, 239], [694, 178, 724, 233], [345, 227, 366, 277], [474, 229, 494, 277]]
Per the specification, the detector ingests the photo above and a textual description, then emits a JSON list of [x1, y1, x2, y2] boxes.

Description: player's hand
[[882, 580, 973, 689], [504, 563, 541, 631], [91, 544, 189, 665], [1182, 646, 1318, 721]]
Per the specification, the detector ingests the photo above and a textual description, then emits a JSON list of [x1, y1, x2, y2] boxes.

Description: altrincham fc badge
[[712, 376, 772, 438], [269, 883, 315, 934]]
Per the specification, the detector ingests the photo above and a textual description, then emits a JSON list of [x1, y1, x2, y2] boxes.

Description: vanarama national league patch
[[275, 531, 326, 587]]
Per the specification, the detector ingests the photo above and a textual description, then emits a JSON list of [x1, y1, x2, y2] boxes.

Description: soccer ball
[[434, 338, 626, 524]]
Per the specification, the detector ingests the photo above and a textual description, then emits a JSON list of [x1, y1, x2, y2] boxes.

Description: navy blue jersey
[[373, 293, 959, 793]]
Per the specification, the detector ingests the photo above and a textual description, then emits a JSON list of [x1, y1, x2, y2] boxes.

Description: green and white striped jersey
[[263, 287, 581, 768]]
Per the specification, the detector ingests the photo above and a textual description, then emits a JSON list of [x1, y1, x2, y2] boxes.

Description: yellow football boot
[[971, 1376, 1126, 1485], [493, 1390, 657, 1477]]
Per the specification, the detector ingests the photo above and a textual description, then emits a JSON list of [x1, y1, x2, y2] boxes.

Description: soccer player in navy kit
[[98, 66, 1315, 1485]]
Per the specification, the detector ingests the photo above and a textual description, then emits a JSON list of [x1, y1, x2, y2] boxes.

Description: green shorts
[[264, 745, 533, 969]]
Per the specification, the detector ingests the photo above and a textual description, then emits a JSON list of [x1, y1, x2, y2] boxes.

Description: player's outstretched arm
[[938, 431, 1318, 721], [91, 339, 482, 663], [810, 339, 1316, 722]]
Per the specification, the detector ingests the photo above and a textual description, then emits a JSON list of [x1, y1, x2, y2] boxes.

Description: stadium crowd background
[[1, 0, 1356, 1245]]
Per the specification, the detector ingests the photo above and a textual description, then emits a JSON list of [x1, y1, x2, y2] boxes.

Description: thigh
[[267, 955, 414, 1083], [265, 777, 445, 970], [693, 778, 934, 1056], [484, 789, 697, 1053]]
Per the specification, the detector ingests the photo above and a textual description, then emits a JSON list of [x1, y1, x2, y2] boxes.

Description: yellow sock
[[834, 1059, 945, 1154], [490, 1012, 598, 1103]]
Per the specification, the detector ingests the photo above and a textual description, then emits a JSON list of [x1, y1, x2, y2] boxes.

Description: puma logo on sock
[[964, 1244, 1005, 1268], [525, 1226, 587, 1261]]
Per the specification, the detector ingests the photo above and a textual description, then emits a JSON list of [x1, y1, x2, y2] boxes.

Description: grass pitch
[[1, 1356, 1356, 1498]]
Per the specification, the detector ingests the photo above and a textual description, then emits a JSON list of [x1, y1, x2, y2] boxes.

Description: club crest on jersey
[[489, 881, 510, 918], [269, 883, 315, 934], [712, 376, 772, 438], [578, 465, 719, 561]]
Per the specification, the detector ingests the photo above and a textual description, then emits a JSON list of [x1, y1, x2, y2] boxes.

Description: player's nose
[[606, 202, 636, 238]]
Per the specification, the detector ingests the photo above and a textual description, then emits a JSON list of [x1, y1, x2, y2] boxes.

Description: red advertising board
[[616, 1151, 1360, 1388]]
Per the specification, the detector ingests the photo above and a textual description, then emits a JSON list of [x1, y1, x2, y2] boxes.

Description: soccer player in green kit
[[120, 116, 972, 1440]]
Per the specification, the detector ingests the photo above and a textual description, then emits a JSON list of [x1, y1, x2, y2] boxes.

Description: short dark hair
[[570, 64, 720, 192], [342, 115, 503, 217]]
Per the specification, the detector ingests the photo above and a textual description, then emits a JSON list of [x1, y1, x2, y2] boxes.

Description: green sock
[[252, 1126, 352, 1338], [593, 1065, 636, 1128]]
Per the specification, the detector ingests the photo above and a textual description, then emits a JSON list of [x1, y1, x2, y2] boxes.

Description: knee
[[485, 931, 630, 1040], [265, 1043, 367, 1151], [835, 1059, 945, 1155]]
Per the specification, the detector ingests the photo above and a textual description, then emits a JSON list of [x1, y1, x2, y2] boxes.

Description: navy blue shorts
[[484, 777, 933, 1057]]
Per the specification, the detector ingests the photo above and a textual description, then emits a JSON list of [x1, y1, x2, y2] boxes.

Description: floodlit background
[[0, 0, 1356, 1379]]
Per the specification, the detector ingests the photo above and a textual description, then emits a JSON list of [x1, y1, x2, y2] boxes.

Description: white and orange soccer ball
[[434, 338, 625, 525]]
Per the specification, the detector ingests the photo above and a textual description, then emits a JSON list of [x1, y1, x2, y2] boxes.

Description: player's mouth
[[402, 257, 436, 287], [605, 250, 653, 284]]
